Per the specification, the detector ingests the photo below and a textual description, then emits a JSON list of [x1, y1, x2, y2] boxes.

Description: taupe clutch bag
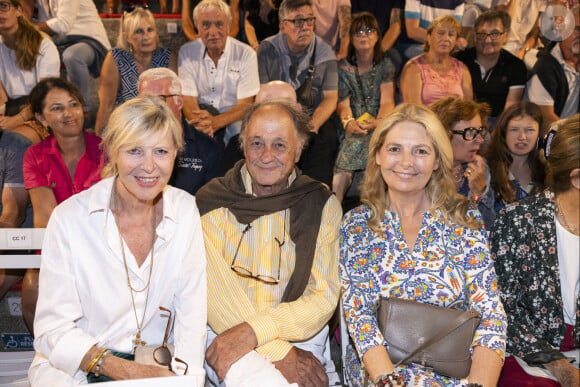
[[375, 296, 482, 379]]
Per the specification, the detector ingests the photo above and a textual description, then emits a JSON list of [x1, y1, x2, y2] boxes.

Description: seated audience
[[0, 0, 59, 143], [178, 0, 259, 146], [28, 95, 207, 384], [34, 0, 111, 121], [333, 12, 395, 203], [0, 128, 32, 302], [401, 15, 473, 106], [195, 100, 341, 386], [21, 78, 104, 334], [138, 68, 223, 195], [258, 0, 339, 187], [182, 0, 240, 41], [311, 0, 351, 59], [242, 0, 280, 51], [340, 103, 506, 386], [96, 5, 177, 135], [455, 10, 526, 124], [486, 102, 546, 212], [430, 96, 494, 229], [526, 6, 579, 127], [398, 0, 467, 62], [491, 114, 579, 387]]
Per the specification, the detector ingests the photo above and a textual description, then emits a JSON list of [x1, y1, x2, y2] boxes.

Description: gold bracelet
[[86, 347, 108, 375]]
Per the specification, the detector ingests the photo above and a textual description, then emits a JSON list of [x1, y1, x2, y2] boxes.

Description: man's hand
[[188, 109, 217, 137], [544, 358, 580, 387], [205, 322, 258, 381], [273, 346, 328, 387]]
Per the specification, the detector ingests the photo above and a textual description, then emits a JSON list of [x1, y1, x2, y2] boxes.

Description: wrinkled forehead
[[285, 5, 314, 19]]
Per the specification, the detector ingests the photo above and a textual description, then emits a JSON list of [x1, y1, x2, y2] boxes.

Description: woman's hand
[[465, 156, 487, 197], [345, 119, 368, 136], [359, 118, 378, 132]]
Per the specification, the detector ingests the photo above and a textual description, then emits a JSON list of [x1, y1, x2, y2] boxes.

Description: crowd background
[[0, 0, 578, 385]]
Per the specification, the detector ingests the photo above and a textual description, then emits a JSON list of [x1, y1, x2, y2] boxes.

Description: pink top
[[23, 132, 104, 204], [410, 54, 464, 105]]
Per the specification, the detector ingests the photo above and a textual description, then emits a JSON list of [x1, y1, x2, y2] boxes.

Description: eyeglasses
[[154, 307, 188, 374], [0, 1, 14, 12], [157, 94, 179, 102], [475, 31, 505, 41], [354, 27, 377, 37], [230, 218, 286, 284], [283, 17, 316, 28], [452, 126, 487, 141]]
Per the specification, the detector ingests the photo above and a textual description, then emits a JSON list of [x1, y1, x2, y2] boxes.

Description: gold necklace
[[556, 198, 579, 235], [112, 180, 157, 352]]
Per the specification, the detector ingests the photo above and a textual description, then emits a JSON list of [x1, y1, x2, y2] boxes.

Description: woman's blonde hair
[[546, 114, 580, 194], [424, 14, 462, 52], [117, 6, 158, 50], [8, 0, 44, 71], [101, 95, 184, 178], [360, 103, 480, 233]]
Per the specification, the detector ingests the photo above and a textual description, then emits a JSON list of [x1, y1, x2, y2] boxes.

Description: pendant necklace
[[112, 181, 157, 353], [556, 198, 579, 235]]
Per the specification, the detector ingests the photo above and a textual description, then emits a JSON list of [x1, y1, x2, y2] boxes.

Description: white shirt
[[178, 37, 260, 142], [503, 0, 548, 54], [29, 177, 207, 386], [525, 44, 580, 119], [35, 0, 111, 50], [0, 37, 60, 98], [555, 216, 579, 326]]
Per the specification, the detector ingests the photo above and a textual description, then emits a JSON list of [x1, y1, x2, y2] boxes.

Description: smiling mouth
[[136, 177, 158, 184]]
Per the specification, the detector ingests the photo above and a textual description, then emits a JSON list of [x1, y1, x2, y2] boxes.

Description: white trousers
[[205, 325, 339, 386]]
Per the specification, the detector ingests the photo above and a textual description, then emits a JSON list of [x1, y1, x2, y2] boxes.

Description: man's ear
[[294, 138, 305, 163]]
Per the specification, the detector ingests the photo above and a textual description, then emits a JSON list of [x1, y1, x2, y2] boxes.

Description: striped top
[[201, 166, 342, 361], [405, 0, 464, 29]]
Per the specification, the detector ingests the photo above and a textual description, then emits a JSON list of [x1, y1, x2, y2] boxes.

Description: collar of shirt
[[551, 43, 576, 73], [202, 36, 232, 64], [87, 176, 178, 243], [240, 164, 297, 196]]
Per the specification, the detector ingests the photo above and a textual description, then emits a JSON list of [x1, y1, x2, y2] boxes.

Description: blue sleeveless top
[[111, 47, 171, 105]]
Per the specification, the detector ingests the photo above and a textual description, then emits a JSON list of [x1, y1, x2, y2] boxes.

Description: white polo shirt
[[178, 37, 260, 142]]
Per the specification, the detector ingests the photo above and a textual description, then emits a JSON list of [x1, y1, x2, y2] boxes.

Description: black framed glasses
[[475, 31, 505, 41], [154, 307, 188, 373], [283, 17, 316, 28], [157, 94, 179, 102], [230, 219, 286, 284], [0, 1, 14, 12], [452, 126, 487, 141], [354, 27, 377, 37]]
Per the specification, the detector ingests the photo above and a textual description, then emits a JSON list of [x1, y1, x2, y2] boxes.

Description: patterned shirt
[[340, 205, 506, 386], [112, 47, 171, 105]]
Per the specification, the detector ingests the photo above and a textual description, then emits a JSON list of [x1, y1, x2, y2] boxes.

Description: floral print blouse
[[340, 205, 507, 386], [491, 190, 580, 360]]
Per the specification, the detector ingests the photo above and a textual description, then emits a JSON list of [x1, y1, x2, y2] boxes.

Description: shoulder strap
[[395, 309, 480, 367], [306, 38, 317, 77]]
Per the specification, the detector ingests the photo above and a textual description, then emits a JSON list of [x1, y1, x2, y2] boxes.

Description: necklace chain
[[112, 180, 157, 350], [556, 198, 578, 235]]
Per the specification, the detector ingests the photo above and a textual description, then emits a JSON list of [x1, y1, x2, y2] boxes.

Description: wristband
[[375, 371, 406, 386], [94, 349, 110, 377], [342, 117, 355, 128]]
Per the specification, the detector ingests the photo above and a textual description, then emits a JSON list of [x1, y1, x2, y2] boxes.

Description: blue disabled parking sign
[[1, 333, 34, 350]]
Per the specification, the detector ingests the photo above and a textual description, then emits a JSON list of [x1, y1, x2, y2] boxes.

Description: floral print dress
[[340, 205, 507, 386]]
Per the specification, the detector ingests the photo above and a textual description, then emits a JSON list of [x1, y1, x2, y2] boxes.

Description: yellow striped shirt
[[201, 167, 342, 361]]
